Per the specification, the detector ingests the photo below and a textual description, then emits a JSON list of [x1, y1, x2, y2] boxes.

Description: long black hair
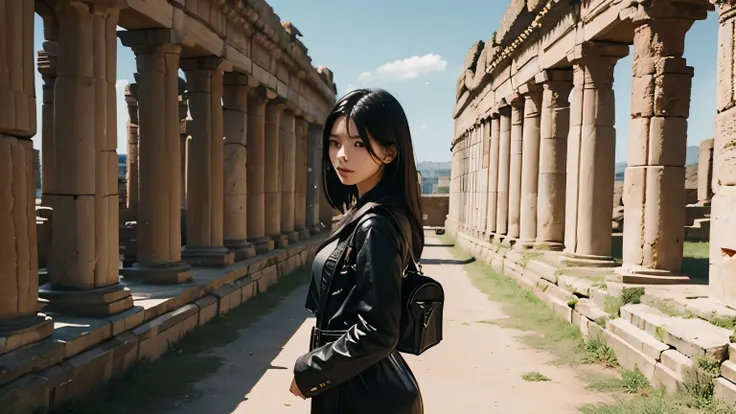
[[321, 88, 424, 257]]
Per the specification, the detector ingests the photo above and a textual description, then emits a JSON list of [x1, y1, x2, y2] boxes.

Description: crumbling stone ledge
[[446, 229, 736, 407], [0, 236, 323, 413]]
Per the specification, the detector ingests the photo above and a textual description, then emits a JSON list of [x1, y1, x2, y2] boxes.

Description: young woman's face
[[328, 116, 395, 194]]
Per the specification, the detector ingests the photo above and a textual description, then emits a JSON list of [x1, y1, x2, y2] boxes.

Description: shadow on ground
[[55, 268, 313, 414]]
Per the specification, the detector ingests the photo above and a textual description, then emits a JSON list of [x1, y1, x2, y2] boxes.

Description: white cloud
[[346, 53, 448, 91]]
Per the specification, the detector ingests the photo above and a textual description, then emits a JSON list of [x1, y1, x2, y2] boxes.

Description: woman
[[289, 88, 425, 414]]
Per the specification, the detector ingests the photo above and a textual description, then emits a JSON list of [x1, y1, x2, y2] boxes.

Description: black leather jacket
[[293, 189, 424, 414]]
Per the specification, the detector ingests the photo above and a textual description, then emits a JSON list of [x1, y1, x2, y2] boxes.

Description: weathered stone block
[[137, 313, 198, 361], [195, 295, 218, 326], [661, 349, 694, 379], [715, 377, 736, 408], [606, 318, 669, 361], [605, 329, 657, 380], [646, 116, 688, 167]]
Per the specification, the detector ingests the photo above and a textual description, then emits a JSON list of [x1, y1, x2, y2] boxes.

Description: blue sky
[[31, 1, 718, 163]]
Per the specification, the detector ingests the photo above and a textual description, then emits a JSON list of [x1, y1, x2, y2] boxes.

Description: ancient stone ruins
[[0, 0, 336, 411], [447, 0, 736, 406]]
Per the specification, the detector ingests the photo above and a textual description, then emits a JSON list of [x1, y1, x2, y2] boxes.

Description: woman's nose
[[337, 146, 347, 160]]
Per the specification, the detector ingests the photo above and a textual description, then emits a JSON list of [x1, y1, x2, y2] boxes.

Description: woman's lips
[[336, 167, 353, 176]]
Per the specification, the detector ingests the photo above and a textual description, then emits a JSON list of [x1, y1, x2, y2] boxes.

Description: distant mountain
[[417, 161, 451, 178]]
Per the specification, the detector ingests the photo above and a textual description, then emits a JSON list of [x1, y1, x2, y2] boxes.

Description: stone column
[[619, 6, 708, 282], [485, 112, 500, 237], [712, 0, 736, 302], [697, 138, 714, 206], [38, 41, 57, 206], [536, 69, 573, 250], [507, 94, 524, 241], [181, 57, 234, 266], [306, 124, 323, 234], [246, 87, 274, 253], [0, 0, 53, 353], [124, 83, 139, 213], [496, 106, 512, 236], [562, 42, 628, 266], [294, 116, 310, 239], [519, 84, 543, 247], [40, 2, 133, 315], [280, 110, 298, 243], [118, 30, 193, 283], [222, 72, 255, 260], [265, 100, 288, 247]]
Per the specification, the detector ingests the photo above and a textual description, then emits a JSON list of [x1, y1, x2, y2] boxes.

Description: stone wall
[[421, 195, 450, 227]]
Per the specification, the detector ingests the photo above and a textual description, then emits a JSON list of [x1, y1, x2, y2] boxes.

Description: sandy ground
[[154, 236, 611, 414]]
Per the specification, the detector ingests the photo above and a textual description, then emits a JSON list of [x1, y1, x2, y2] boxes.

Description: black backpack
[[343, 203, 445, 356]]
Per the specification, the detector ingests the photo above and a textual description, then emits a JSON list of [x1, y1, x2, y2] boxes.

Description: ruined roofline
[[455, 0, 562, 108], [230, 0, 337, 101]]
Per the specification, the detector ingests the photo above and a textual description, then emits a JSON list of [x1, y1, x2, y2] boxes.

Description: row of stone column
[[452, 27, 704, 281]]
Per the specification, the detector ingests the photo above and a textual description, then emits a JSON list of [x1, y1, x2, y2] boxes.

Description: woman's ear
[[382, 145, 398, 164]]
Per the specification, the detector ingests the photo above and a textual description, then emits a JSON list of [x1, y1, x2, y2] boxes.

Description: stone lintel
[[117, 29, 182, 55], [535, 68, 573, 84], [567, 41, 629, 63], [38, 284, 134, 317]]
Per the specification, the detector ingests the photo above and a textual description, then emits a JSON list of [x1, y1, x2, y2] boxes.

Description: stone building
[[447, 0, 736, 402], [0, 0, 336, 410]]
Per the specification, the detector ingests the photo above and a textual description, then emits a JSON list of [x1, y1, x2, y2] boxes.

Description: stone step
[[606, 318, 670, 361], [620, 304, 731, 361]]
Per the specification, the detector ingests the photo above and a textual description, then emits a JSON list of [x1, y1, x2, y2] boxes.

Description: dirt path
[[155, 235, 610, 414]]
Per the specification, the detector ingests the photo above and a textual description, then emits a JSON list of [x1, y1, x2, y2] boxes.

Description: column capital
[[535, 68, 573, 84], [620, 0, 712, 23], [518, 82, 542, 96], [181, 56, 231, 72], [567, 41, 629, 64], [223, 71, 251, 86], [505, 92, 524, 108], [37, 41, 58, 78], [118, 29, 183, 56]]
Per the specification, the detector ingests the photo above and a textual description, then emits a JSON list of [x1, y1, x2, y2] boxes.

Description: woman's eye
[[329, 140, 339, 147], [354, 141, 365, 148]]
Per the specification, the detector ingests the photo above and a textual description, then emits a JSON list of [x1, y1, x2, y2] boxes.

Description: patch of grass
[[644, 297, 694, 319], [520, 251, 543, 268], [710, 315, 736, 330], [439, 234, 734, 413], [54, 267, 311, 414], [582, 367, 651, 395], [522, 371, 551, 382]]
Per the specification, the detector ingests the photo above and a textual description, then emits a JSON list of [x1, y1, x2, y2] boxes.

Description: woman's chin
[[336, 176, 357, 186]]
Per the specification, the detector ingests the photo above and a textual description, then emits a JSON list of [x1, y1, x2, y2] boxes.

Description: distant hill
[[417, 161, 451, 178], [614, 145, 700, 181]]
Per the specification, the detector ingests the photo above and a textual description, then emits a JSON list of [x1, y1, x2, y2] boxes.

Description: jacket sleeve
[[293, 216, 404, 398]]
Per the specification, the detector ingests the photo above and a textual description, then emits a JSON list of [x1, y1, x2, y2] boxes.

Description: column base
[[121, 261, 194, 285], [607, 265, 691, 285], [296, 226, 311, 240], [0, 314, 54, 355], [559, 252, 618, 268], [247, 236, 274, 255], [531, 241, 565, 251], [224, 239, 256, 261], [38, 283, 134, 317], [515, 239, 537, 250], [310, 226, 322, 235], [500, 236, 517, 247], [181, 246, 235, 267], [283, 230, 300, 244], [270, 233, 289, 249]]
